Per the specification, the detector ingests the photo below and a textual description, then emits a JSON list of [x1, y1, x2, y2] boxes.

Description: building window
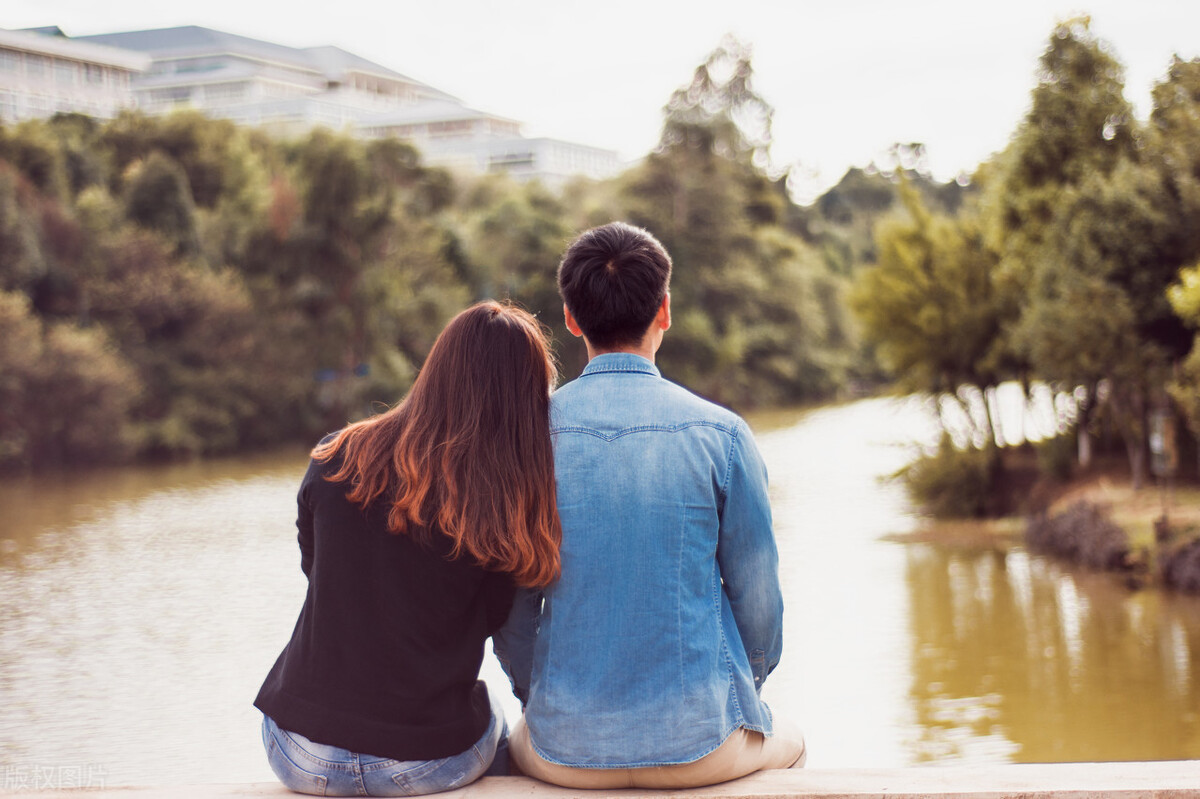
[[25, 55, 46, 78], [428, 119, 473, 139], [55, 60, 78, 86], [204, 82, 247, 102], [148, 87, 193, 105], [0, 50, 20, 72]]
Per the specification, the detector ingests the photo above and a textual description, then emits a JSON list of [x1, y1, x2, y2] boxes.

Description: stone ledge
[[4, 761, 1200, 798]]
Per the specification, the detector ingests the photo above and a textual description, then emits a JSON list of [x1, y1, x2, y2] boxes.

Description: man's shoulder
[[656, 378, 745, 429], [551, 370, 747, 435]]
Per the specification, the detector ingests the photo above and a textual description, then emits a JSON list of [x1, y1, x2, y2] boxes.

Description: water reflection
[[906, 545, 1200, 763]]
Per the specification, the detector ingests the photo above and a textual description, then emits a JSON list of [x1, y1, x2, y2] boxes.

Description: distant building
[[361, 101, 619, 186], [78, 26, 455, 136], [79, 25, 622, 184], [0, 24, 621, 184], [481, 138, 623, 185], [0, 26, 148, 124]]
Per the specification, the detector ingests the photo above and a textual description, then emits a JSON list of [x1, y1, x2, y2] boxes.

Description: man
[[495, 221, 805, 788]]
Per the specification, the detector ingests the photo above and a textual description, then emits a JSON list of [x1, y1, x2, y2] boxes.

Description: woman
[[255, 301, 561, 796]]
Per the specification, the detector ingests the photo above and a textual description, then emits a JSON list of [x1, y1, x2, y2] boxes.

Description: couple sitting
[[254, 223, 806, 796]]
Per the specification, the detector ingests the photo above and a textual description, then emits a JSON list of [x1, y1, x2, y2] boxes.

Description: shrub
[[1160, 534, 1200, 594], [898, 434, 1002, 518], [1025, 501, 1130, 571]]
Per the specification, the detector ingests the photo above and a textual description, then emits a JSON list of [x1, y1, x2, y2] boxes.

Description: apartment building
[[2, 24, 621, 184], [0, 26, 148, 123], [79, 26, 454, 135], [81, 25, 621, 184], [361, 101, 620, 185]]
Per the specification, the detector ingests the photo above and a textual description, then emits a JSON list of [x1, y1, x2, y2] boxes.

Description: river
[[0, 396, 1197, 787]]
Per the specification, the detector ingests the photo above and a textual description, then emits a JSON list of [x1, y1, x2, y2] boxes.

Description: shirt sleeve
[[717, 419, 784, 693], [492, 587, 542, 705]]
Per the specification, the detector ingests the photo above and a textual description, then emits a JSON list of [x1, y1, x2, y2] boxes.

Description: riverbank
[[888, 448, 1200, 593]]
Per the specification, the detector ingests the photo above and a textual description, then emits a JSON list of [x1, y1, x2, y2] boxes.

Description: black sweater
[[254, 452, 516, 760]]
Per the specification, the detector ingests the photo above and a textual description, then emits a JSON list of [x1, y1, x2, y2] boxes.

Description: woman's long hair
[[312, 301, 561, 588]]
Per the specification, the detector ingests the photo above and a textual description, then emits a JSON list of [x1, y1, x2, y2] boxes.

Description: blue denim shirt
[[494, 353, 784, 768]]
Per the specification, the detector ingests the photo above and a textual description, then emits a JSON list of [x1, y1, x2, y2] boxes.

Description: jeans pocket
[[389, 745, 490, 796], [266, 733, 330, 796]]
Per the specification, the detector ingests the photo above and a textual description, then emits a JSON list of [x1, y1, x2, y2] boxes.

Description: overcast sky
[[5, 0, 1200, 200]]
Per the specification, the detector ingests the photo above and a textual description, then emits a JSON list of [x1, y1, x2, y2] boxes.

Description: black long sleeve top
[[254, 451, 516, 760]]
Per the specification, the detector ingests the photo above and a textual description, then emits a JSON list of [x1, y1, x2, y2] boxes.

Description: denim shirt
[[494, 353, 784, 768]]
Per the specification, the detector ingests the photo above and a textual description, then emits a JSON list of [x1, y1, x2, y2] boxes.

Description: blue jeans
[[261, 697, 508, 796]]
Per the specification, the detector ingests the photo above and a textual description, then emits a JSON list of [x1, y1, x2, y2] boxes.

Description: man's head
[[557, 222, 673, 352]]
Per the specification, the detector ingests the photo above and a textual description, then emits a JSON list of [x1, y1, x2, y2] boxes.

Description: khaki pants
[[509, 717, 806, 789]]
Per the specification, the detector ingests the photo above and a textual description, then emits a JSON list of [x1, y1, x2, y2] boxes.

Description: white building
[[0, 26, 148, 124], [81, 26, 622, 185], [361, 101, 620, 186], [0, 24, 622, 185], [79, 26, 455, 136]]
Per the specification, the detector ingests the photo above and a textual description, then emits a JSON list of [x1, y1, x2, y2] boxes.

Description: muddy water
[[1, 397, 1196, 786]]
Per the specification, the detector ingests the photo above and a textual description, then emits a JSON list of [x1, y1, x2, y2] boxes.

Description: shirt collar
[[579, 352, 661, 378]]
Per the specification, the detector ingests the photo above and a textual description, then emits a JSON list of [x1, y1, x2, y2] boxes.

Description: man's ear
[[564, 304, 584, 338], [656, 292, 671, 331]]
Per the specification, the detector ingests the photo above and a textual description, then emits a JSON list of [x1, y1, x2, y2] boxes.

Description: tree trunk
[[1110, 380, 1148, 490], [983, 385, 1004, 448], [1075, 382, 1097, 470], [950, 388, 980, 447], [1078, 427, 1093, 469]]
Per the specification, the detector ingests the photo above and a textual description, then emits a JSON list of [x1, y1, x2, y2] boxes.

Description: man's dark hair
[[557, 222, 673, 350]]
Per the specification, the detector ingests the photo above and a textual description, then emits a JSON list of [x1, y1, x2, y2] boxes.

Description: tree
[[613, 39, 851, 406], [851, 182, 1006, 443], [981, 18, 1161, 481], [235, 130, 469, 429], [659, 34, 774, 170], [0, 290, 139, 469], [1169, 265, 1200, 437], [0, 163, 46, 297], [124, 150, 200, 254]]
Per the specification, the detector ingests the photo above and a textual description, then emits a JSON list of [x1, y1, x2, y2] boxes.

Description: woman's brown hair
[[312, 301, 561, 588]]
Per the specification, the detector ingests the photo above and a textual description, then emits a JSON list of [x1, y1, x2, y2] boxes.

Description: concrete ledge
[[4, 761, 1200, 798]]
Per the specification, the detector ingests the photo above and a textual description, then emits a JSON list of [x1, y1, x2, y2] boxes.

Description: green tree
[[980, 18, 1160, 481], [0, 163, 46, 297], [451, 175, 575, 361], [1169, 265, 1200, 439], [124, 150, 200, 254], [659, 34, 774, 170], [851, 182, 1006, 443], [0, 119, 69, 199], [237, 130, 469, 429], [613, 38, 851, 406], [0, 290, 139, 469]]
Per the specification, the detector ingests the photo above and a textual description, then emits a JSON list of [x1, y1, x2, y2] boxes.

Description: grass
[[1046, 474, 1200, 549]]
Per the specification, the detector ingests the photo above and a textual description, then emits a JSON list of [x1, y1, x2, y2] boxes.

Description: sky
[[5, 0, 1200, 201]]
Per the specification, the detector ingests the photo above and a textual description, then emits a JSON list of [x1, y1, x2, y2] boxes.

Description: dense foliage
[[851, 18, 1200, 497], [8, 20, 1198, 481], [0, 39, 858, 470]]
